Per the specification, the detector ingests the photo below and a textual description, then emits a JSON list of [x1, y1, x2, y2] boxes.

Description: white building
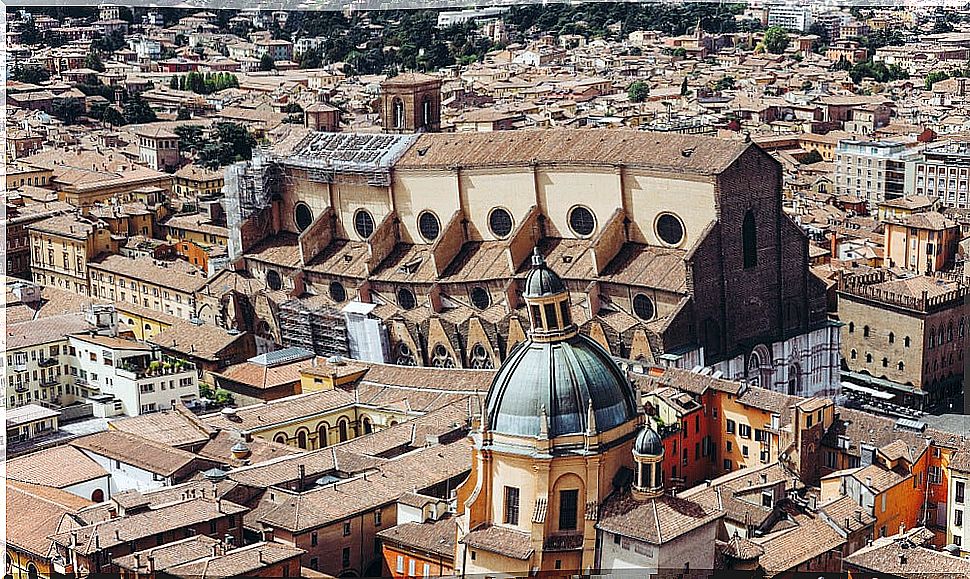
[[436, 6, 508, 28], [834, 139, 909, 205], [766, 2, 814, 32], [905, 141, 970, 209], [68, 333, 198, 417]]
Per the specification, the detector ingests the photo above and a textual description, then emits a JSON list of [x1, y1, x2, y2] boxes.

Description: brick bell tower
[[379, 72, 442, 134]]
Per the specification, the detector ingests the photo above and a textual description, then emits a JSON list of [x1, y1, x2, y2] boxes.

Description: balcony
[[38, 357, 59, 368], [40, 378, 59, 388], [14, 384, 29, 393], [117, 356, 196, 380]]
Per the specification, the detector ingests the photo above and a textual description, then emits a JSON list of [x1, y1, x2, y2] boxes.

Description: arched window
[[392, 98, 404, 129], [888, 332, 895, 344], [318, 423, 329, 448], [866, 353, 873, 363], [27, 563, 38, 579], [421, 96, 432, 128], [863, 325, 870, 338], [297, 430, 308, 449], [742, 209, 757, 269], [362, 416, 373, 435], [470, 343, 493, 369], [898, 361, 905, 371], [882, 357, 888, 368], [430, 344, 455, 368], [274, 433, 287, 445], [904, 336, 911, 347], [338, 419, 349, 442], [91, 488, 105, 502], [395, 343, 417, 366], [947, 323, 953, 342], [848, 322, 855, 333], [850, 349, 857, 359]]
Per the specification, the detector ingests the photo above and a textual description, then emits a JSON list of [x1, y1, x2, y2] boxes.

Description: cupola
[[632, 424, 665, 499]]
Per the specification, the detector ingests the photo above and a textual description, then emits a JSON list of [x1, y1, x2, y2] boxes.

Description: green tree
[[627, 80, 649, 103], [764, 26, 790, 54], [101, 106, 127, 126], [800, 150, 823, 164], [19, 18, 40, 45], [11, 64, 50, 84], [175, 124, 205, 155], [52, 97, 85, 125], [714, 76, 735, 91], [925, 70, 951, 90], [680, 76, 689, 96], [177, 107, 192, 120], [169, 75, 180, 90], [259, 53, 276, 71], [85, 51, 105, 72], [122, 95, 157, 124]]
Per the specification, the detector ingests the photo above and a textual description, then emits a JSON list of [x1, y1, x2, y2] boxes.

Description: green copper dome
[[484, 334, 639, 439]]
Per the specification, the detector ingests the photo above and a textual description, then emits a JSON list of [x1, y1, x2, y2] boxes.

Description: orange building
[[378, 514, 455, 578]]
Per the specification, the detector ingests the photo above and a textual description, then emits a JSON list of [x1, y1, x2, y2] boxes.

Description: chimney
[[135, 553, 141, 569], [148, 556, 155, 574], [298, 464, 306, 488]]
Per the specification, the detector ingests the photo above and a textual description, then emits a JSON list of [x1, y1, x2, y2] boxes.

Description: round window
[[397, 287, 416, 310], [470, 286, 491, 310], [294, 202, 313, 232], [633, 293, 655, 321], [266, 269, 283, 291], [354, 209, 376, 239], [418, 211, 441, 242], [568, 205, 596, 237], [655, 213, 685, 246], [488, 207, 514, 238], [329, 281, 346, 303]]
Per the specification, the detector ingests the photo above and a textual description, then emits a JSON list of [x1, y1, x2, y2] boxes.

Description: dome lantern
[[523, 249, 577, 343], [632, 424, 665, 499]]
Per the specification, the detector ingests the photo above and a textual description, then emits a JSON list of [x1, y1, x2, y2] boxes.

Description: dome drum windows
[[329, 281, 347, 303], [568, 205, 596, 237], [655, 213, 685, 247], [488, 207, 514, 239], [266, 269, 283, 291], [354, 209, 375, 240]]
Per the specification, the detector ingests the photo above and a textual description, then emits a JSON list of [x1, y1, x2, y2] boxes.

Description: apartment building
[[834, 139, 908, 205], [883, 211, 962, 274], [68, 332, 199, 416], [28, 214, 114, 296], [765, 1, 813, 31], [88, 255, 206, 320], [6, 197, 74, 278], [4, 313, 92, 409], [905, 141, 970, 209]]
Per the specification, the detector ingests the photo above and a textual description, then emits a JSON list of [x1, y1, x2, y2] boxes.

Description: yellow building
[[174, 164, 224, 199], [28, 214, 114, 296], [884, 211, 961, 274], [6, 161, 53, 190], [88, 255, 207, 321], [7, 481, 92, 579]]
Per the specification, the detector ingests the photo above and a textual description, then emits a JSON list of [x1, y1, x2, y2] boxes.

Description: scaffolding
[[278, 297, 350, 358], [224, 153, 281, 261]]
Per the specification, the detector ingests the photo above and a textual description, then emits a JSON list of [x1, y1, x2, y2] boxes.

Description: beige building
[[28, 214, 114, 296], [838, 270, 968, 407], [88, 255, 206, 320], [884, 211, 962, 274], [136, 125, 180, 172]]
